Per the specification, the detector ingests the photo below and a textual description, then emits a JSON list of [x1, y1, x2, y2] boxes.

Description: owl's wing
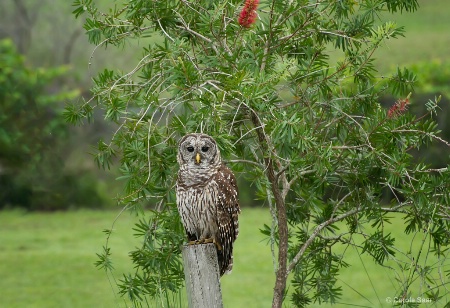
[[214, 164, 240, 275]]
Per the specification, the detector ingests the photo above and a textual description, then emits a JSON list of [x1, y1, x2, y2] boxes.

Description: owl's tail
[[217, 242, 234, 276], [216, 223, 238, 276], [217, 199, 240, 276]]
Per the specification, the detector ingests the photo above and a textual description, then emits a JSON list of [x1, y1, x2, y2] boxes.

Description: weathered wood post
[[181, 243, 223, 308]]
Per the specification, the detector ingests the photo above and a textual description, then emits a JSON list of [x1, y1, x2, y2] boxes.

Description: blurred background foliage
[[0, 0, 449, 211], [0, 0, 131, 210], [0, 38, 108, 210]]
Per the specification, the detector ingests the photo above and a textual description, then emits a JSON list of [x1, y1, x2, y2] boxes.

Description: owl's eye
[[201, 146, 209, 152], [187, 146, 194, 152]]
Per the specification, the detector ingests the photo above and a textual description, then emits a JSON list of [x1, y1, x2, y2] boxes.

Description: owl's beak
[[195, 152, 201, 164]]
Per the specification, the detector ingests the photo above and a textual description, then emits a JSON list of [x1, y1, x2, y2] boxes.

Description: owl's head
[[177, 133, 221, 169]]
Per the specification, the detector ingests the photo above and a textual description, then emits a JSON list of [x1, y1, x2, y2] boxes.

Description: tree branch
[[260, 0, 276, 72], [227, 159, 264, 169], [391, 129, 450, 147], [286, 207, 361, 276], [281, 169, 315, 200]]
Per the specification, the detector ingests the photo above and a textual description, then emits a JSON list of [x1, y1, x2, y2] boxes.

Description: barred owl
[[176, 133, 240, 276]]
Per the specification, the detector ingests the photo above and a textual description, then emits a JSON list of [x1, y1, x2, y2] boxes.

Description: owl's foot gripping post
[[188, 238, 223, 251]]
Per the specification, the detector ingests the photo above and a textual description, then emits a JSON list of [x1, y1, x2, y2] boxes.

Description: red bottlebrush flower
[[387, 97, 410, 118], [238, 0, 259, 28]]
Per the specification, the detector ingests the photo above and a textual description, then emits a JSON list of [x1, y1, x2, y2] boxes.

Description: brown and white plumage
[[176, 133, 240, 276]]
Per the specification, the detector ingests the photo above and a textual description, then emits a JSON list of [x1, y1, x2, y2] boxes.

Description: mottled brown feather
[[213, 164, 240, 275]]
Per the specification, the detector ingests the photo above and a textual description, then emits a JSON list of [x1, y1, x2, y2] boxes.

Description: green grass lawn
[[0, 208, 273, 308], [0, 210, 140, 308], [1, 208, 448, 307]]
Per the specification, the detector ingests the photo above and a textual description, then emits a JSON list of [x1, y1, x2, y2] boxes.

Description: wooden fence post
[[181, 243, 223, 308]]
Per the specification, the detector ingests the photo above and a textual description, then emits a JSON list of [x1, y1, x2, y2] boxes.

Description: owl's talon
[[188, 238, 213, 245], [214, 239, 223, 251], [187, 238, 222, 250], [202, 238, 214, 244]]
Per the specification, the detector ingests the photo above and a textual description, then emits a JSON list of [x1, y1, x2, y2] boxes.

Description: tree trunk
[[182, 244, 224, 308], [267, 160, 288, 308], [249, 111, 288, 308]]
